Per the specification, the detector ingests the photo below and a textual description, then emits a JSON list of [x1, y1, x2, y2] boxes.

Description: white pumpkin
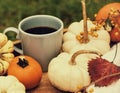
[[62, 20, 110, 54], [83, 43, 120, 93], [0, 33, 14, 75], [0, 75, 26, 93], [102, 42, 120, 66], [48, 50, 101, 92]]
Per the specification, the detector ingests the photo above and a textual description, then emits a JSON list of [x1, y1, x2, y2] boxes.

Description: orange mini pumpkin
[[7, 55, 42, 90], [96, 2, 120, 22]]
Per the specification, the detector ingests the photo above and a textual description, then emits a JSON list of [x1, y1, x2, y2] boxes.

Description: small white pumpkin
[[62, 20, 110, 54], [0, 75, 26, 93], [48, 50, 101, 92], [81, 43, 120, 93], [102, 42, 120, 66]]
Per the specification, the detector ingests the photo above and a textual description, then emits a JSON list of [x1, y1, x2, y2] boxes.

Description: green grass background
[[0, 0, 120, 40]]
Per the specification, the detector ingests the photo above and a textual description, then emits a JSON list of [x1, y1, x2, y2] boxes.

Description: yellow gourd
[[0, 33, 14, 75]]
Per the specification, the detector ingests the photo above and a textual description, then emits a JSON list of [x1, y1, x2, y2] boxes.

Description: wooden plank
[[27, 73, 67, 93]]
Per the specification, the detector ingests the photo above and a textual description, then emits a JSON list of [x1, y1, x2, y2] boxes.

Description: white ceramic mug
[[3, 15, 63, 72]]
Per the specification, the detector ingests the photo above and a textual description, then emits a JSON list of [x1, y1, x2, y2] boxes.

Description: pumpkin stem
[[70, 50, 102, 65], [81, 0, 89, 43], [17, 58, 29, 68]]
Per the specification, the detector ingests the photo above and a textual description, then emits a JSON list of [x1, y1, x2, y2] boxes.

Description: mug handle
[[3, 27, 23, 54]]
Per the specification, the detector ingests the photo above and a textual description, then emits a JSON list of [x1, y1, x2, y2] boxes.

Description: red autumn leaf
[[88, 57, 120, 87]]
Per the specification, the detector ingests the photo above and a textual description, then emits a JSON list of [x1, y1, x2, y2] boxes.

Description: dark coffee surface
[[25, 26, 57, 34]]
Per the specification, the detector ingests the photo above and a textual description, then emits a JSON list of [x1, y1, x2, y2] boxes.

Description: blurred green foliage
[[0, 0, 120, 40]]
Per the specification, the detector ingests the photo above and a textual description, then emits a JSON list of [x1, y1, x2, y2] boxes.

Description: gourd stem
[[79, 71, 120, 93], [70, 50, 102, 65], [13, 39, 21, 45], [17, 58, 29, 68], [81, 0, 89, 43]]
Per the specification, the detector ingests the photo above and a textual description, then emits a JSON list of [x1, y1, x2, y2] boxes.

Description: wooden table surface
[[26, 73, 69, 93]]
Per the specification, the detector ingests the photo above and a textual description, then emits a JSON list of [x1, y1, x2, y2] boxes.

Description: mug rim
[[18, 15, 64, 37]]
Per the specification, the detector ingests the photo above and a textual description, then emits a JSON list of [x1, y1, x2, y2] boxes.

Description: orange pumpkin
[[96, 2, 120, 22], [7, 55, 42, 90]]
